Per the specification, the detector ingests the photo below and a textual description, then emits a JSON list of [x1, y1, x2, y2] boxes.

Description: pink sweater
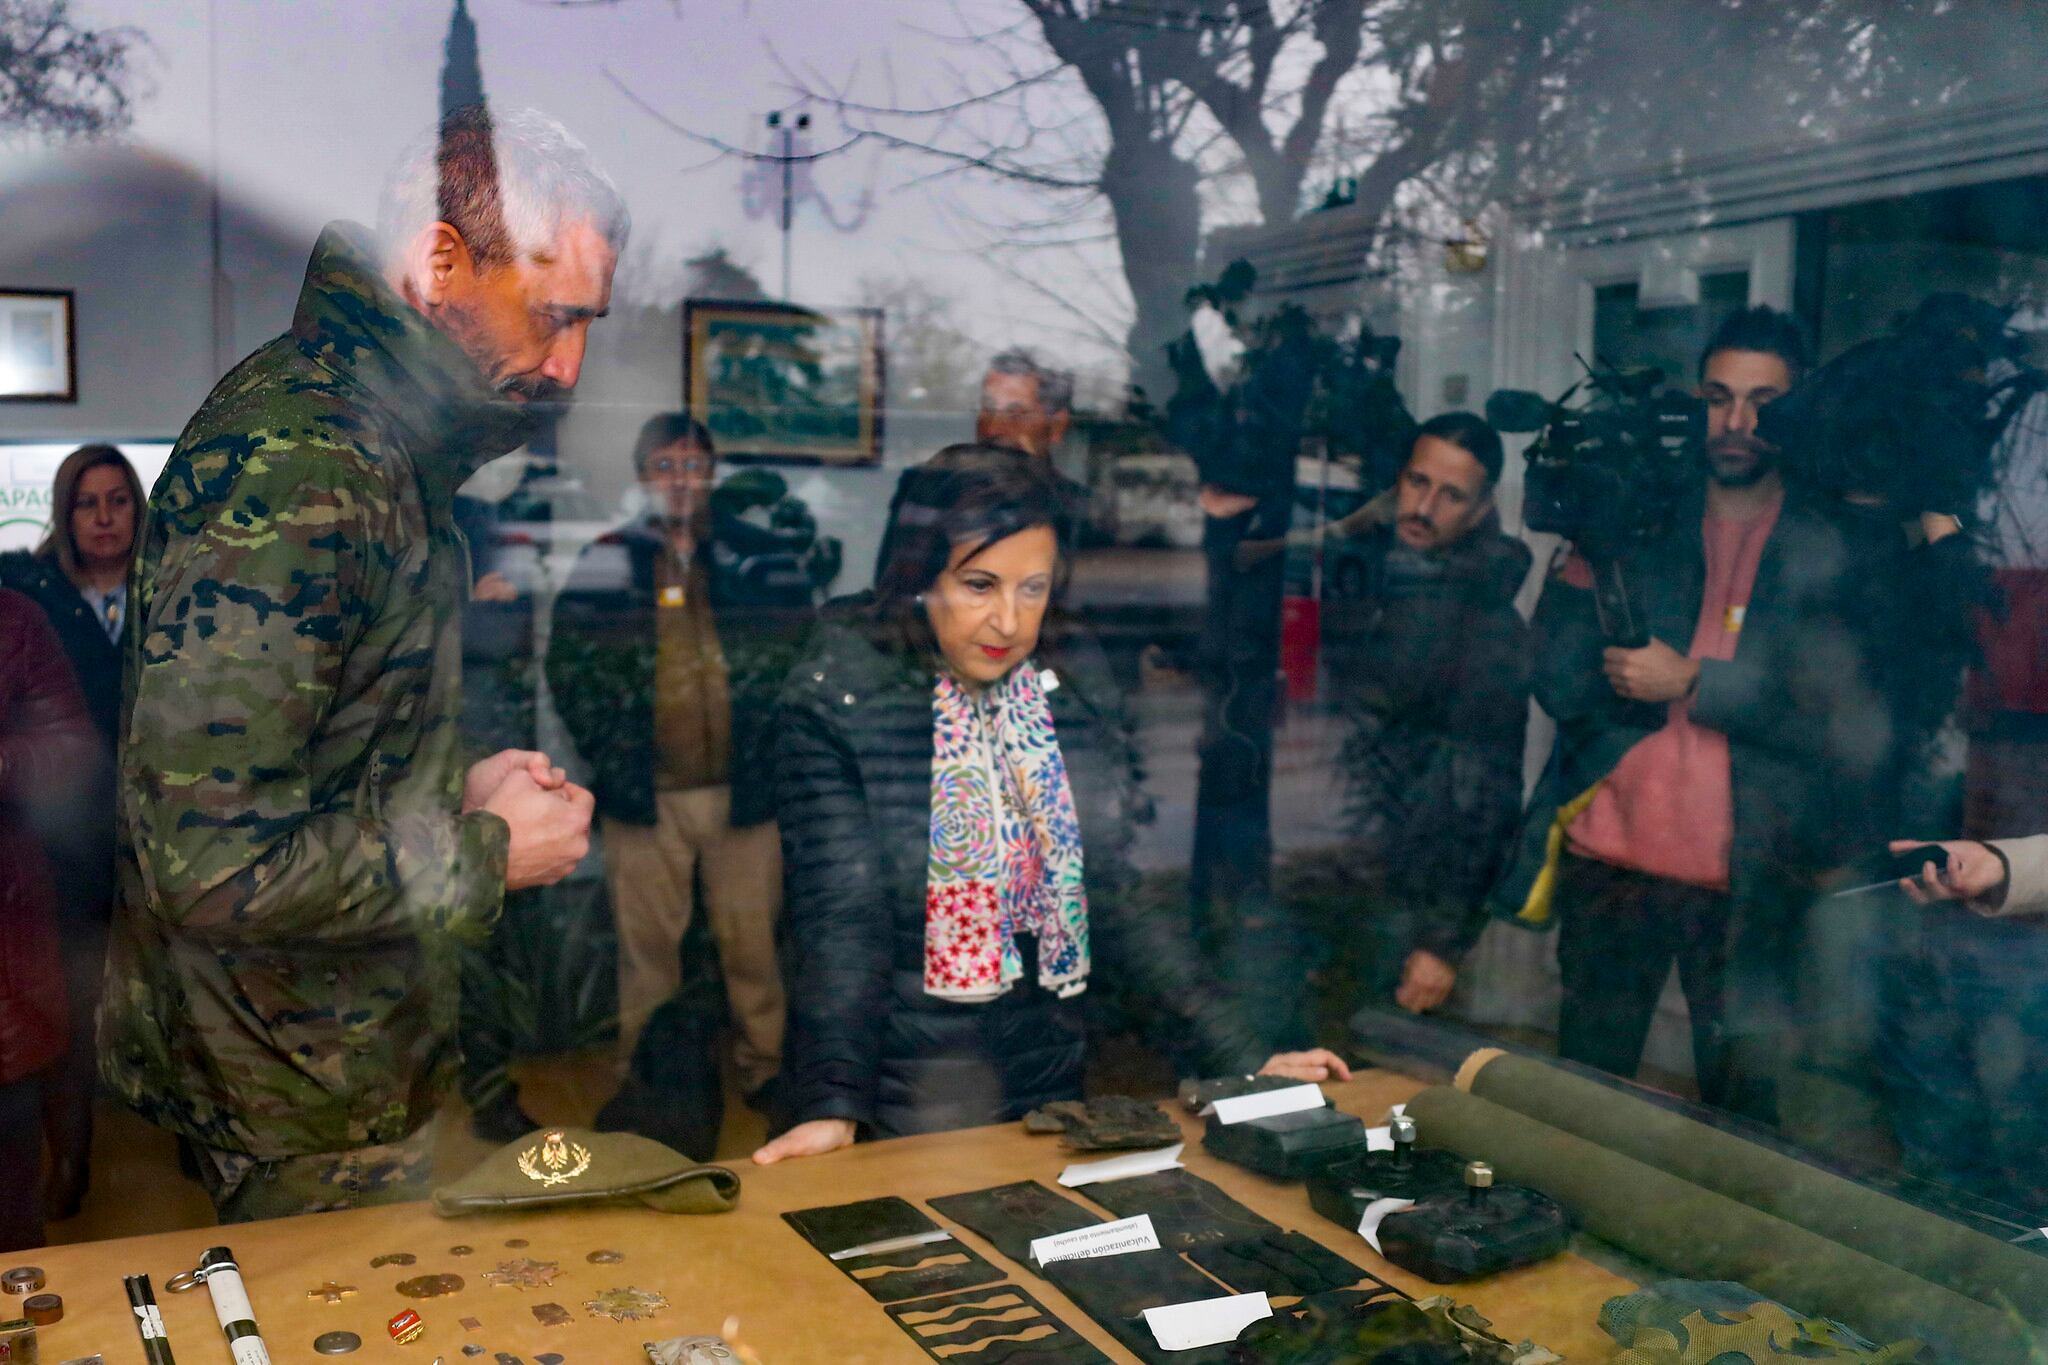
[[1567, 492, 1783, 890]]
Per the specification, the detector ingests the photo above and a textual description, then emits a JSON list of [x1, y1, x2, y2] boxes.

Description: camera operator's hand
[[1602, 638, 1700, 704], [1890, 838, 2008, 908], [1395, 950, 1457, 1014], [1200, 485, 1260, 519]]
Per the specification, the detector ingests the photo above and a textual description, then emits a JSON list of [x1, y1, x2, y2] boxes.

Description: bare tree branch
[[0, 0, 147, 138], [603, 66, 872, 163]]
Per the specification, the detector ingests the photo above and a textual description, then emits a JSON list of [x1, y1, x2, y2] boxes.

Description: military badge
[[387, 1309, 426, 1345], [585, 1287, 668, 1323], [517, 1131, 593, 1187], [483, 1259, 562, 1291]]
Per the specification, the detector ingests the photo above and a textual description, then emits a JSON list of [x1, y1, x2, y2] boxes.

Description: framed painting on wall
[[684, 299, 884, 466], [0, 290, 77, 403]]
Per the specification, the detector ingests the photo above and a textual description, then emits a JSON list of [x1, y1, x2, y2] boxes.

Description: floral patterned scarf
[[924, 664, 1091, 1002]]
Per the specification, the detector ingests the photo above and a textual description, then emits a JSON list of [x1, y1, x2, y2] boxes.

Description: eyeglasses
[[643, 456, 715, 477]]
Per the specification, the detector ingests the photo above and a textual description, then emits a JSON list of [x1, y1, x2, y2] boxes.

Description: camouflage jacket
[[100, 223, 523, 1159]]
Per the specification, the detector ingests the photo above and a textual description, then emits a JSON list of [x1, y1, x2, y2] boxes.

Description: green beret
[[433, 1127, 742, 1217]]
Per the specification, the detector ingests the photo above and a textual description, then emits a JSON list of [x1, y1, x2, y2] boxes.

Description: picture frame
[[0, 289, 77, 403], [684, 299, 885, 466]]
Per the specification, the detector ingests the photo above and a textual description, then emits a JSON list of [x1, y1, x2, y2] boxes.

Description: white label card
[[1143, 1292, 1273, 1350], [1029, 1214, 1161, 1266], [1211, 1084, 1325, 1125], [1357, 1196, 1416, 1254], [1365, 1125, 1394, 1151], [1057, 1142, 1183, 1188]]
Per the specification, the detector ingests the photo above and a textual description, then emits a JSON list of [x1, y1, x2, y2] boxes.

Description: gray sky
[[66, 0, 1130, 377]]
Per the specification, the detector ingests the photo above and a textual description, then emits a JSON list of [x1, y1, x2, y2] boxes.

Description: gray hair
[[377, 104, 629, 271], [986, 347, 1074, 416]]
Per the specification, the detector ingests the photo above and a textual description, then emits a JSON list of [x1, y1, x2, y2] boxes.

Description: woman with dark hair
[[0, 441, 142, 1220], [755, 445, 1344, 1163]]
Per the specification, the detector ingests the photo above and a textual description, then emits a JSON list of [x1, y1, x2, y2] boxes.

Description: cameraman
[[1500, 307, 1867, 1123]]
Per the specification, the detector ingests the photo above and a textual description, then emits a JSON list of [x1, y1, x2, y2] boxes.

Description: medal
[[483, 1259, 561, 1291], [584, 1286, 668, 1323]]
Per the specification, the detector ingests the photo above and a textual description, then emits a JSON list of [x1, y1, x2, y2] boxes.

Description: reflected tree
[[774, 1, 2019, 397], [0, 0, 145, 137], [858, 272, 983, 413]]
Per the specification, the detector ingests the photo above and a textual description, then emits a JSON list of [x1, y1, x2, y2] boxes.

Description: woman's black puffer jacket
[[775, 614, 1264, 1138]]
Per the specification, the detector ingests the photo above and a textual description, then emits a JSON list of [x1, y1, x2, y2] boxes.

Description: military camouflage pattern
[[1601, 1281, 1922, 1364], [201, 1123, 437, 1225], [99, 222, 525, 1167]]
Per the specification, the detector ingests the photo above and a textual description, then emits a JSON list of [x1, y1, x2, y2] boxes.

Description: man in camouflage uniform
[[100, 106, 621, 1222]]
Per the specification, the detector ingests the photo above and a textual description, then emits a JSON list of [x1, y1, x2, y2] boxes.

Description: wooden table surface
[[16, 1071, 1636, 1363]]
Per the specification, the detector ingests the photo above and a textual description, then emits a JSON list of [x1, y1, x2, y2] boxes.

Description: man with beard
[[101, 106, 615, 1220], [1242, 414, 1528, 1015], [1496, 306, 1869, 1124]]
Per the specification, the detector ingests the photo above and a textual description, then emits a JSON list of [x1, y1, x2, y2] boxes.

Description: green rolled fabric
[[1457, 1050, 2048, 1324], [1403, 1086, 2040, 1365]]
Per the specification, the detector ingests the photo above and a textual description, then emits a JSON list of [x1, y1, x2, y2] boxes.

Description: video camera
[[1488, 362, 1705, 645]]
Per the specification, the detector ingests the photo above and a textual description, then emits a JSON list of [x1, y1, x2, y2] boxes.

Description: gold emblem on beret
[[517, 1130, 593, 1186]]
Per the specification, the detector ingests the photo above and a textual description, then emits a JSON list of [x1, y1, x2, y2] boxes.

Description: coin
[[503, 1238, 529, 1249], [397, 1274, 466, 1299], [585, 1249, 624, 1265], [449, 1245, 474, 1257], [537, 1356, 566, 1364], [313, 1330, 362, 1354]]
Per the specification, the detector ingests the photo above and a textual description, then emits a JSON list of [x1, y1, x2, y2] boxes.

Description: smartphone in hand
[[1830, 844, 1952, 898], [1887, 843, 1951, 881]]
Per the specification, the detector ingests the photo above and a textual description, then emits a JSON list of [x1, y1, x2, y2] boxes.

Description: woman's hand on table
[[752, 1118, 857, 1165], [1256, 1048, 1353, 1083]]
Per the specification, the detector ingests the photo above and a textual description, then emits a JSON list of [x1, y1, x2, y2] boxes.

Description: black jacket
[[1332, 520, 1531, 962], [546, 521, 812, 829], [775, 614, 1265, 1137], [1493, 482, 1887, 1020]]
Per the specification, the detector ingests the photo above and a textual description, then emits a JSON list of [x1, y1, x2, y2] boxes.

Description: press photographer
[[1491, 306, 1880, 1124], [1774, 295, 2047, 1212]]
